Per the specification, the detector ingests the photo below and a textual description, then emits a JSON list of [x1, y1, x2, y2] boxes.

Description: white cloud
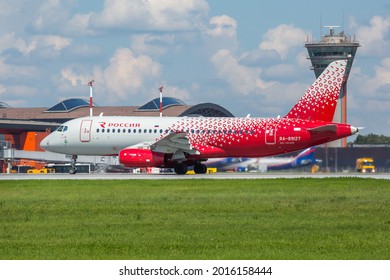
[[0, 33, 72, 57], [0, 33, 36, 55], [346, 57, 390, 134], [201, 15, 239, 53], [32, 0, 71, 33], [210, 49, 275, 95], [102, 48, 161, 100], [0, 82, 39, 107], [37, 35, 72, 51], [130, 34, 176, 56], [0, 1, 23, 16], [64, 13, 95, 36], [1, 85, 38, 98], [0, 57, 37, 78], [206, 15, 237, 38], [351, 57, 390, 98], [84, 0, 209, 33], [295, 50, 310, 68], [263, 64, 298, 80], [352, 15, 390, 56], [0, 83, 5, 95], [156, 85, 190, 102], [59, 48, 162, 104], [259, 24, 308, 59], [373, 57, 390, 87], [60, 68, 89, 87]]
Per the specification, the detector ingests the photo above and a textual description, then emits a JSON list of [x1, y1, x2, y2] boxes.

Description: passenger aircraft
[[40, 60, 358, 174], [206, 147, 319, 172]]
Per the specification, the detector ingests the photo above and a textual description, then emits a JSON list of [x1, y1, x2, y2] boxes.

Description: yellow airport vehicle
[[356, 158, 375, 173], [27, 168, 55, 174], [187, 168, 217, 175]]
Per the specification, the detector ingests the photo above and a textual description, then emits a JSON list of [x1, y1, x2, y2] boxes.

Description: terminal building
[[0, 97, 234, 173]]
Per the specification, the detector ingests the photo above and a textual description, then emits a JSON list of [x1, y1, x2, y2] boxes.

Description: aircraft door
[[265, 123, 277, 145], [80, 120, 92, 142]]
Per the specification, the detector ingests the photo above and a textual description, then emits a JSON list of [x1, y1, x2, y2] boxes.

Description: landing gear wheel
[[194, 163, 207, 174], [70, 155, 78, 174], [174, 163, 188, 175]]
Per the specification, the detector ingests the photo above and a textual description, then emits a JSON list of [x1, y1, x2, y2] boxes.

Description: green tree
[[354, 133, 390, 144]]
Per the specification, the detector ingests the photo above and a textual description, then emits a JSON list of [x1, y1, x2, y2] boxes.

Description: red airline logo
[[99, 122, 141, 129]]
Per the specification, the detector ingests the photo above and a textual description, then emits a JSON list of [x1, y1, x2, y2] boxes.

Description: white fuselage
[[40, 115, 356, 159], [41, 116, 180, 155]]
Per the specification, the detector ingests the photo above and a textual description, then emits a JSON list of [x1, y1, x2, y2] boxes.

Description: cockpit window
[[56, 125, 68, 132]]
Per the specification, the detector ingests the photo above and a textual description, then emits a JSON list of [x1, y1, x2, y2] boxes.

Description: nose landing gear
[[70, 155, 78, 174]]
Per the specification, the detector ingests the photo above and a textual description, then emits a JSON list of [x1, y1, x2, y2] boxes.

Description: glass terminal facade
[[46, 98, 93, 113], [138, 97, 185, 111]]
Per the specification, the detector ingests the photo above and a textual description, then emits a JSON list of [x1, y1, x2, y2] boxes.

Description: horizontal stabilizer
[[308, 124, 337, 133]]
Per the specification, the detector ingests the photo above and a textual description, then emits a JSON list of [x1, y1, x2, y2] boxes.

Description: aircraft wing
[[150, 132, 200, 156]]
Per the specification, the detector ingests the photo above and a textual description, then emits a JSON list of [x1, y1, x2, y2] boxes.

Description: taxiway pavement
[[1, 172, 389, 180]]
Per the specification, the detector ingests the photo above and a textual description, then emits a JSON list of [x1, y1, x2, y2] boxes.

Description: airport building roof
[[45, 98, 92, 112], [138, 97, 186, 111], [0, 97, 234, 133], [0, 102, 11, 108]]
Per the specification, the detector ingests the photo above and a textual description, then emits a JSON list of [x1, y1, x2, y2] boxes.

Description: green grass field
[[0, 178, 389, 260]]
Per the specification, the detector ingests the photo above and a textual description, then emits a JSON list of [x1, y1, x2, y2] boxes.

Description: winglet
[[284, 60, 347, 122]]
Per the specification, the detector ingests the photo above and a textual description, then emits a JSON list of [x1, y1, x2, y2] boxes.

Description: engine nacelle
[[119, 148, 165, 167]]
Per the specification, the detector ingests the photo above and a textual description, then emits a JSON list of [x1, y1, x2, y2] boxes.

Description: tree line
[[353, 133, 390, 144]]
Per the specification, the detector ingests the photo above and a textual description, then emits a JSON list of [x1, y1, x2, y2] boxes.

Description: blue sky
[[1, 0, 390, 136]]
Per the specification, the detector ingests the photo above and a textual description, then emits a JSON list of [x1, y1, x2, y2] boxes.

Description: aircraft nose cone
[[40, 136, 52, 151]]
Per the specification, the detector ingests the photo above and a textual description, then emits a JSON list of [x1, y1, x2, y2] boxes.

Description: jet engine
[[119, 148, 165, 167]]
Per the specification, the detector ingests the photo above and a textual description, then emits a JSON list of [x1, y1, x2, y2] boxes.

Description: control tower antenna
[[322, 25, 340, 36]]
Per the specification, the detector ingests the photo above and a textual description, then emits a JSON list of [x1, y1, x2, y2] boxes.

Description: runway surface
[[1, 172, 389, 180]]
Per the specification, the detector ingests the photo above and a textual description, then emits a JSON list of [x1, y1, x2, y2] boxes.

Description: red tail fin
[[284, 60, 347, 122]]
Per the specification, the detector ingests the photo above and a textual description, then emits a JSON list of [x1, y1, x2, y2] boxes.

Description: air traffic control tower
[[305, 26, 360, 147]]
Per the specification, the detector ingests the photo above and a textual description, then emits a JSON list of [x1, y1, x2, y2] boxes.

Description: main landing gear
[[70, 155, 77, 174], [173, 162, 208, 175], [194, 162, 207, 174], [174, 162, 188, 175]]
